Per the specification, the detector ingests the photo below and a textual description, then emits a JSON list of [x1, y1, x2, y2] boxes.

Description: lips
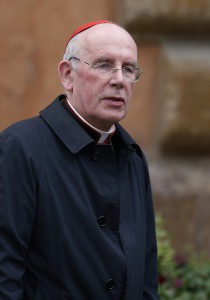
[[102, 96, 125, 103], [101, 97, 126, 109]]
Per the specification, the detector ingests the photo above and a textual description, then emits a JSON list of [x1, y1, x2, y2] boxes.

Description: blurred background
[[1, 0, 210, 259]]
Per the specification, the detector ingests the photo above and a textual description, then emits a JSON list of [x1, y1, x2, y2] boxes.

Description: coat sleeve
[[142, 154, 161, 300], [0, 130, 37, 299]]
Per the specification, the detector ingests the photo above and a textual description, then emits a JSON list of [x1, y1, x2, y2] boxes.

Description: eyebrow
[[93, 56, 113, 64], [124, 61, 138, 68], [93, 56, 138, 67]]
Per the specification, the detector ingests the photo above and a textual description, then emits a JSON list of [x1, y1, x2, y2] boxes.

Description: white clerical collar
[[66, 99, 116, 144]]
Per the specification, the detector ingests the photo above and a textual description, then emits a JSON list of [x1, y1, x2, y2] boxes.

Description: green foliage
[[156, 214, 210, 300], [156, 214, 176, 279]]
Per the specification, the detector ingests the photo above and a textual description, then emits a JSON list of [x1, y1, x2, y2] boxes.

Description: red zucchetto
[[65, 20, 111, 50]]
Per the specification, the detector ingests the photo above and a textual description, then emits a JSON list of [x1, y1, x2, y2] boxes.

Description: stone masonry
[[122, 0, 210, 256]]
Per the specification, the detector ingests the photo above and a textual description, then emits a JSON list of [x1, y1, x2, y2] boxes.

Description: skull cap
[[65, 20, 111, 51]]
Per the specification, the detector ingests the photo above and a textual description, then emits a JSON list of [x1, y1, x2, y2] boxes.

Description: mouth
[[102, 96, 125, 105]]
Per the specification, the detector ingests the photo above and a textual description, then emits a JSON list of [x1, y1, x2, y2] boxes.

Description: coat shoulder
[[1, 116, 45, 137], [0, 116, 52, 156]]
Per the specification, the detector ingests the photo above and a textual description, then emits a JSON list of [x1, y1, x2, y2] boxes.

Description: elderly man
[[0, 20, 160, 299]]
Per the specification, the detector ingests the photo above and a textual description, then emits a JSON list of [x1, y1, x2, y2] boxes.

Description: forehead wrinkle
[[80, 23, 137, 58], [93, 56, 138, 67], [82, 42, 138, 65]]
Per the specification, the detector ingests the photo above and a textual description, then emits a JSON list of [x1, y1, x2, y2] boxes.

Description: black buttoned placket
[[89, 142, 127, 298]]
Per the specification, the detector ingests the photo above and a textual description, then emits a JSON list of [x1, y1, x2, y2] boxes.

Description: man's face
[[69, 24, 138, 131]]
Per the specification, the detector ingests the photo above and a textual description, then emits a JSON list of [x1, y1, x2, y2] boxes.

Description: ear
[[58, 60, 73, 91]]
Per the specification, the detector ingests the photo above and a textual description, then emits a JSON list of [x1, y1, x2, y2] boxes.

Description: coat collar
[[40, 95, 142, 157]]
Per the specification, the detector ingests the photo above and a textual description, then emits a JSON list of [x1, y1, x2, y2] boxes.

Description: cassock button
[[91, 150, 101, 161], [106, 278, 115, 290], [97, 216, 107, 227]]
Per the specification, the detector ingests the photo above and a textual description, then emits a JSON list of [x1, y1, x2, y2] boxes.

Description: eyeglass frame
[[68, 56, 145, 82]]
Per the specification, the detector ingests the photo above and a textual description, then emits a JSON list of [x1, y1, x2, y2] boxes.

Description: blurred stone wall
[[1, 0, 210, 256], [121, 0, 210, 256], [0, 0, 118, 129]]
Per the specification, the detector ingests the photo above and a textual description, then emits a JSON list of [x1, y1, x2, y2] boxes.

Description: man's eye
[[95, 63, 112, 70], [123, 66, 135, 74]]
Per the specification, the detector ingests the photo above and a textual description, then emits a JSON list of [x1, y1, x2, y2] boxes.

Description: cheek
[[79, 74, 100, 95], [73, 76, 93, 99], [81, 80, 104, 104], [126, 84, 135, 101]]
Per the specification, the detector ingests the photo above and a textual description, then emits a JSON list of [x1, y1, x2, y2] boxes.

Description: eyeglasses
[[69, 56, 145, 82]]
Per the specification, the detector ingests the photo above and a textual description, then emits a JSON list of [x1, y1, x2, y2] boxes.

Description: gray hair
[[63, 35, 81, 68]]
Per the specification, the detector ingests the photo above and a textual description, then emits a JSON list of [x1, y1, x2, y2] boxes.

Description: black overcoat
[[0, 95, 160, 300]]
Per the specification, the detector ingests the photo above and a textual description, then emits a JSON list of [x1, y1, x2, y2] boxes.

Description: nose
[[109, 68, 125, 88]]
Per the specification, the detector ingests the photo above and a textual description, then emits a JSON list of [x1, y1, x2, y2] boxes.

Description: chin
[[97, 111, 126, 129], [105, 116, 126, 128], [111, 113, 126, 123]]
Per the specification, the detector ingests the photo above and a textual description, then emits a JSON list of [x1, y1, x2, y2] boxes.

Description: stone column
[[121, 0, 210, 256]]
